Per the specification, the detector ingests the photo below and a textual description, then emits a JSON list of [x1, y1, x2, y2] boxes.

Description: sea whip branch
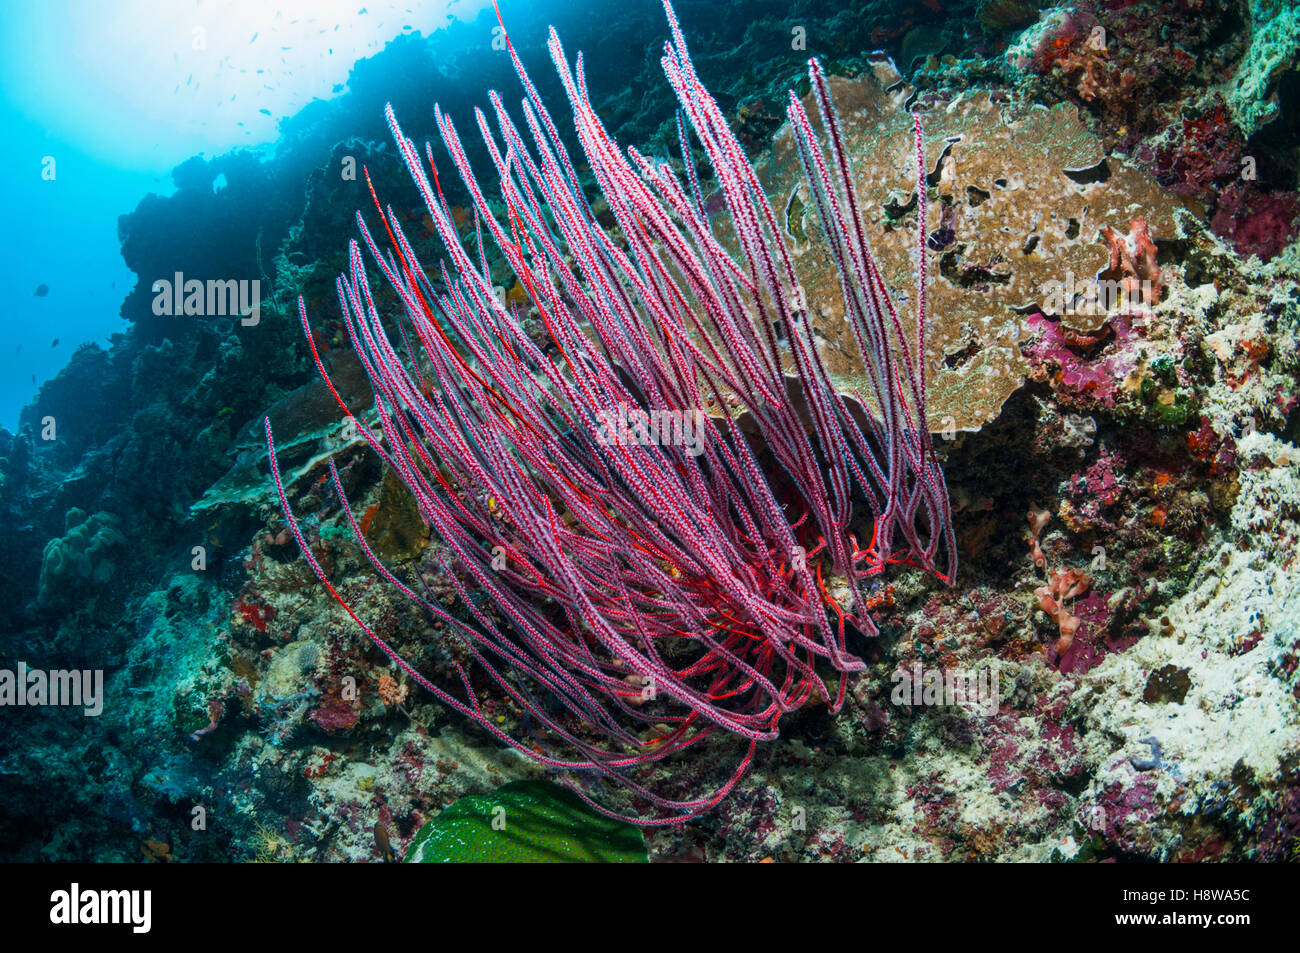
[[266, 0, 955, 824]]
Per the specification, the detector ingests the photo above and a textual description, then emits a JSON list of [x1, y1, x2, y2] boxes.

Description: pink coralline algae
[[1139, 101, 1242, 201], [1027, 311, 1145, 408], [1209, 181, 1300, 262], [1079, 449, 1123, 506], [310, 697, 360, 734], [977, 697, 1083, 797], [1254, 786, 1300, 862], [1087, 775, 1161, 855]]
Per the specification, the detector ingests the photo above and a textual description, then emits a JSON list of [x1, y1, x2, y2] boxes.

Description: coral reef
[[36, 509, 127, 617], [270, 3, 956, 823], [2, 0, 1298, 863]]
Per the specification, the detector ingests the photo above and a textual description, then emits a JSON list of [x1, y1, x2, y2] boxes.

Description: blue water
[[0, 0, 491, 429]]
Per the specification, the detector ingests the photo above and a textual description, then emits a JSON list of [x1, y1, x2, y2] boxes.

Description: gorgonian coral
[[266, 1, 955, 823]]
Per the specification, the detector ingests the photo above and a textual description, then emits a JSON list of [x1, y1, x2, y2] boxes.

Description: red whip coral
[[266, 1, 954, 823]]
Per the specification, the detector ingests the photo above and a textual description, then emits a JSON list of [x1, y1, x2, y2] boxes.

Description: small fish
[[51, 338, 59, 347], [33, 283, 48, 297], [373, 822, 395, 862]]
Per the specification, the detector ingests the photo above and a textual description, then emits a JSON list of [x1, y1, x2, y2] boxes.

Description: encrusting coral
[[748, 58, 1189, 431]]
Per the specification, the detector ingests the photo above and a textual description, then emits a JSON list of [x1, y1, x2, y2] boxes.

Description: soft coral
[[1210, 182, 1300, 262]]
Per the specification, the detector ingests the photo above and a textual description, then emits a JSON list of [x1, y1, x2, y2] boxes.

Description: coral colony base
[[269, 0, 956, 824]]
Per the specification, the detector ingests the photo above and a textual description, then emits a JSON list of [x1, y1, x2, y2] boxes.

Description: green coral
[[1138, 377, 1199, 428], [404, 780, 648, 863], [1226, 0, 1300, 135], [1149, 356, 1178, 385], [36, 508, 127, 611]]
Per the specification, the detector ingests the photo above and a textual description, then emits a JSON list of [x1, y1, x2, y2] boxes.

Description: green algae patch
[[404, 780, 647, 863]]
